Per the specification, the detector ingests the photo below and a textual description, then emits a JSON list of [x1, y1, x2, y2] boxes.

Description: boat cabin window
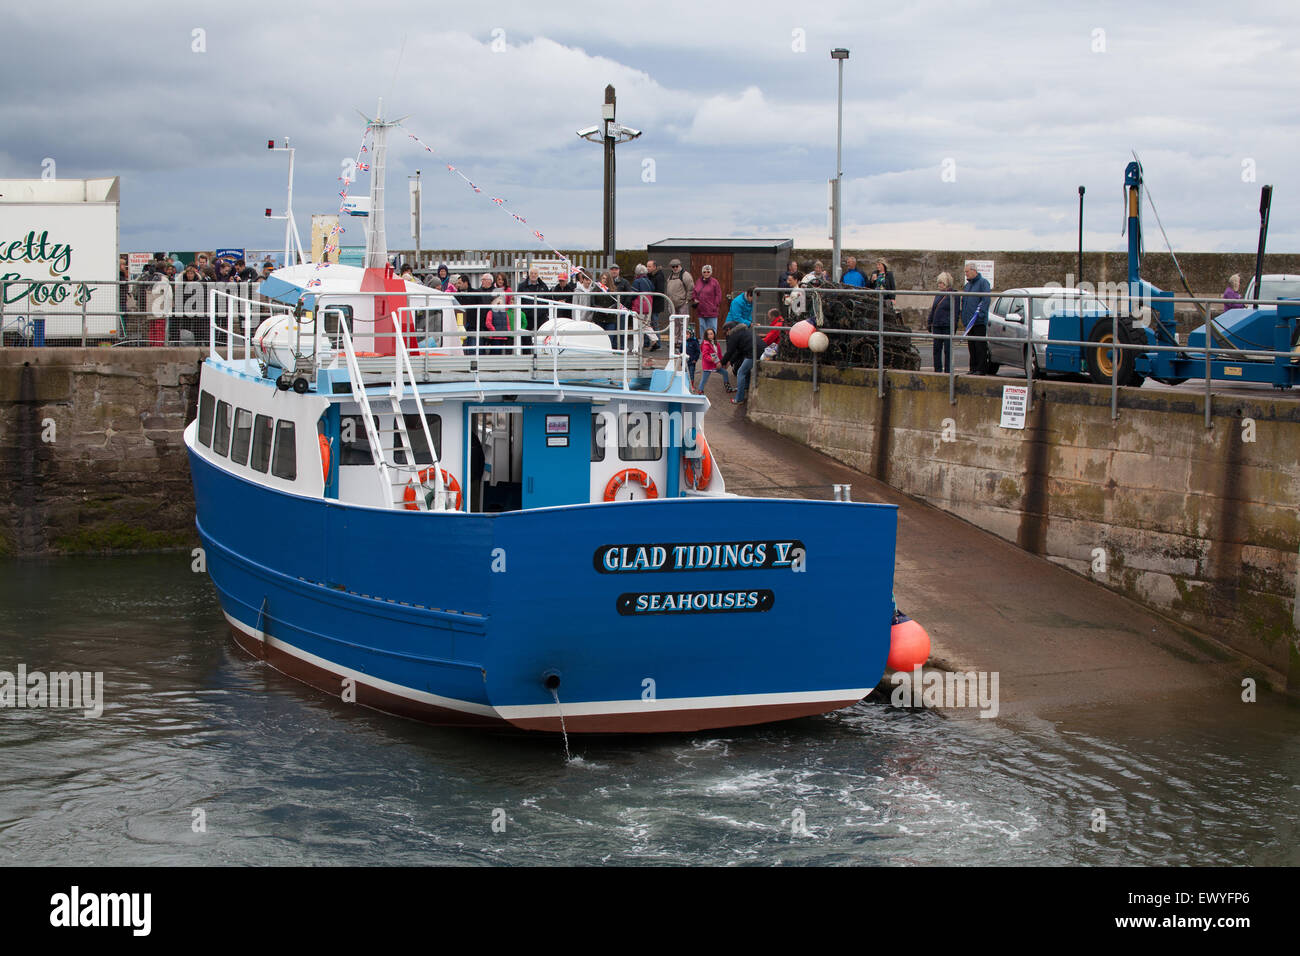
[[272, 420, 297, 480], [618, 411, 663, 462], [394, 413, 442, 465], [197, 391, 215, 447], [319, 306, 354, 337], [340, 415, 377, 465], [409, 309, 439, 339], [213, 401, 232, 457], [250, 414, 274, 472], [591, 412, 607, 462], [230, 408, 253, 465]]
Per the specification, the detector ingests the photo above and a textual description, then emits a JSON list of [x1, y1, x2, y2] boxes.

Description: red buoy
[[789, 319, 815, 349], [888, 613, 931, 671]]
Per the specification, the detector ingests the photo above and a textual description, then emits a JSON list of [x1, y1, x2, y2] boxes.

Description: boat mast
[[359, 98, 403, 269]]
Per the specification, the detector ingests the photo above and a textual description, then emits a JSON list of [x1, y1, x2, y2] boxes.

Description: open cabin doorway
[[467, 407, 523, 513]]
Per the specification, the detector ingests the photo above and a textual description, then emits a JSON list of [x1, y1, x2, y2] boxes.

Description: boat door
[[521, 404, 592, 509], [467, 407, 523, 513]]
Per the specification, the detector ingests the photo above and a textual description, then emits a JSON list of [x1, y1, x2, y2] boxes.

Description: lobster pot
[[777, 281, 921, 371]]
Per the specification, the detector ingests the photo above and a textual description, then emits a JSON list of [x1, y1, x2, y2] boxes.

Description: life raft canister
[[402, 468, 462, 511], [604, 468, 659, 501], [682, 430, 713, 490], [318, 434, 331, 484]]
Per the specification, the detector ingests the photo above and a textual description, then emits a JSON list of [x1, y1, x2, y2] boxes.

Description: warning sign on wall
[[1000, 385, 1028, 429]]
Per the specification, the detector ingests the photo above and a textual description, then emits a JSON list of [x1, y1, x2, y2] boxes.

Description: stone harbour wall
[[750, 361, 1300, 684], [0, 348, 205, 556]]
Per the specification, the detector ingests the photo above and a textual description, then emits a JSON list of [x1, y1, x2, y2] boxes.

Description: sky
[[3, 0, 1298, 256]]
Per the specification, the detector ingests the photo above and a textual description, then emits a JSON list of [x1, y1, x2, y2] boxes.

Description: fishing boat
[[183, 109, 900, 733]]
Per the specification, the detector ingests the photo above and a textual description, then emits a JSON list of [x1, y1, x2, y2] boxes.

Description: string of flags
[[307, 124, 375, 289], [399, 124, 599, 286], [306, 120, 616, 296]]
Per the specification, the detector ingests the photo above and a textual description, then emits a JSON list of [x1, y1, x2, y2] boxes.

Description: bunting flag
[[300, 122, 374, 291], [312, 122, 610, 296], [397, 123, 596, 287]]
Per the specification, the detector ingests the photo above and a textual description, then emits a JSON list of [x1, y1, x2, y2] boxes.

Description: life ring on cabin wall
[[318, 434, 332, 484], [402, 468, 462, 511], [682, 431, 713, 490], [604, 468, 659, 501]]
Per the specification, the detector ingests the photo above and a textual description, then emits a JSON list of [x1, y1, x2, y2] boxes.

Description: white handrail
[[336, 317, 396, 506], [390, 311, 447, 510]]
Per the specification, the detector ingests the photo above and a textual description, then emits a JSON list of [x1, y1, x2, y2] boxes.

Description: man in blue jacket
[[725, 287, 755, 327], [961, 263, 992, 374], [841, 256, 866, 287]]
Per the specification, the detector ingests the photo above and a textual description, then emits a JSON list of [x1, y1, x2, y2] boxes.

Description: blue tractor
[[1049, 161, 1300, 389]]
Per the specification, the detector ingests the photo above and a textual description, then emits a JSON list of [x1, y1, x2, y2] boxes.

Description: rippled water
[[2, 555, 1297, 866]]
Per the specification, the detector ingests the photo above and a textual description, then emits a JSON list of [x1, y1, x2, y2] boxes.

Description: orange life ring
[[318, 434, 331, 484], [682, 431, 713, 490], [402, 468, 462, 511], [604, 468, 659, 501]]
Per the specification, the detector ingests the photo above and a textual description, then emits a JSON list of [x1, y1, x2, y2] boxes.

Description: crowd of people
[[109, 249, 1002, 387], [415, 260, 671, 353], [115, 252, 277, 342]]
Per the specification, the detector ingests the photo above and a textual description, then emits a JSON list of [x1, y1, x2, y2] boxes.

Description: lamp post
[[830, 48, 849, 283], [410, 170, 422, 270], [1077, 185, 1085, 287], [577, 85, 642, 268]]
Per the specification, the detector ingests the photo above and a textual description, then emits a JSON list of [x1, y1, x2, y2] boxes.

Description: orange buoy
[[887, 611, 931, 671]]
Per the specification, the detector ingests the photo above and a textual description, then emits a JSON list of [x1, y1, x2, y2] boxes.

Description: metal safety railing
[[0, 277, 272, 348], [205, 285, 692, 395], [743, 285, 1300, 427]]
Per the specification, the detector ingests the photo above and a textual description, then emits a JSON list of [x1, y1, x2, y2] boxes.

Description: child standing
[[697, 327, 730, 393], [684, 326, 701, 388]]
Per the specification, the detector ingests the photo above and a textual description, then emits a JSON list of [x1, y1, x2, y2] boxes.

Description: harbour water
[[2, 554, 1297, 867]]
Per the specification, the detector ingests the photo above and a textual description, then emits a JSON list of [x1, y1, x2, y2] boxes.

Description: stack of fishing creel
[[776, 279, 921, 371]]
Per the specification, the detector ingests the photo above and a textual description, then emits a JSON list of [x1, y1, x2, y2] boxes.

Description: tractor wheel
[[1119, 320, 1148, 387], [1154, 376, 1189, 386], [1085, 319, 1136, 386]]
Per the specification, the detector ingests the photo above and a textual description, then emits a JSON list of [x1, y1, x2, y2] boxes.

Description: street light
[[830, 48, 849, 283], [577, 85, 642, 268], [409, 170, 422, 270]]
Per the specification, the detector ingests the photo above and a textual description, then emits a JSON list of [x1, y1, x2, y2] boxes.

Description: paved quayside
[[705, 401, 1263, 721]]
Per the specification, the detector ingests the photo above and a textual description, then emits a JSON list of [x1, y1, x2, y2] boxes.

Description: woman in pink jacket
[[690, 264, 723, 339], [695, 327, 732, 394]]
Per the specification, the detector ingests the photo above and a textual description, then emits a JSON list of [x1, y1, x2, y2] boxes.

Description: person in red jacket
[[761, 309, 784, 360], [691, 264, 722, 340]]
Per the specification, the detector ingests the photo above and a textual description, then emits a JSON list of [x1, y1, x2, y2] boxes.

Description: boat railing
[[316, 289, 685, 390], [207, 287, 293, 362], [204, 284, 687, 392]]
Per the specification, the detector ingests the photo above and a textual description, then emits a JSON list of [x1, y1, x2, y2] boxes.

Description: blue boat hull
[[190, 448, 898, 733]]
